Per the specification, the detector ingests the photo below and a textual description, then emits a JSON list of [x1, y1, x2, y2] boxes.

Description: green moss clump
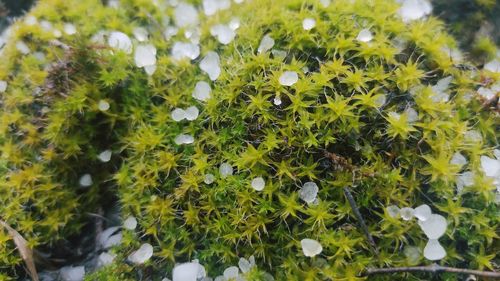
[[0, 0, 499, 280]]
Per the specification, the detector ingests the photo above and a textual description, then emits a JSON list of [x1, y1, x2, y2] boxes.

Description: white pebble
[[171, 108, 187, 122], [103, 232, 122, 249], [184, 106, 199, 121], [224, 266, 239, 279], [124, 216, 137, 230], [174, 3, 199, 27], [398, 0, 432, 22], [299, 182, 318, 204], [133, 27, 149, 42], [423, 239, 446, 260], [219, 163, 233, 178], [202, 0, 230, 16], [386, 205, 400, 218], [204, 173, 215, 184], [98, 226, 120, 248], [279, 71, 299, 86], [399, 207, 414, 221], [258, 34, 274, 54], [134, 44, 157, 68], [63, 23, 77, 35], [98, 150, 112, 162], [200, 51, 221, 81], [171, 42, 200, 61], [251, 177, 265, 191], [60, 266, 85, 281], [128, 243, 153, 264], [79, 174, 93, 187], [174, 134, 195, 145], [108, 31, 133, 54], [0, 81, 7, 93], [418, 214, 447, 239], [210, 24, 236, 45], [414, 204, 431, 221], [302, 18, 316, 30], [356, 28, 373, 42], [53, 29, 62, 38], [192, 81, 212, 102], [301, 238, 323, 257], [374, 94, 387, 108], [173, 262, 205, 281], [98, 100, 110, 111], [450, 152, 467, 167]]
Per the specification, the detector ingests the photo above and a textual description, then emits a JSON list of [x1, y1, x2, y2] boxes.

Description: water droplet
[[273, 96, 282, 105]]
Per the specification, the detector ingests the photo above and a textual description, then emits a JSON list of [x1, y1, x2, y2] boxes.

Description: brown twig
[[343, 187, 379, 256], [365, 264, 500, 278], [0, 219, 39, 281]]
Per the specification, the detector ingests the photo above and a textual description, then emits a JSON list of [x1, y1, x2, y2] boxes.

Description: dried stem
[[343, 187, 379, 256], [365, 264, 500, 278]]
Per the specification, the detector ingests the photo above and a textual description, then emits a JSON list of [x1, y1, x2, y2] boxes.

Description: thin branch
[[0, 219, 39, 281], [365, 264, 500, 278], [343, 187, 379, 256]]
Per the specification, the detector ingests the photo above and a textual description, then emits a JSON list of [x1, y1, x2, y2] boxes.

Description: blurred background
[[1, 0, 500, 60]]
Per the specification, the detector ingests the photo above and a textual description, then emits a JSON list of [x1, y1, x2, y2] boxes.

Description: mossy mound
[[0, 0, 499, 280]]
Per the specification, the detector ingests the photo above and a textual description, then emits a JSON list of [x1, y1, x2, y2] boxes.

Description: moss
[[0, 0, 499, 280]]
